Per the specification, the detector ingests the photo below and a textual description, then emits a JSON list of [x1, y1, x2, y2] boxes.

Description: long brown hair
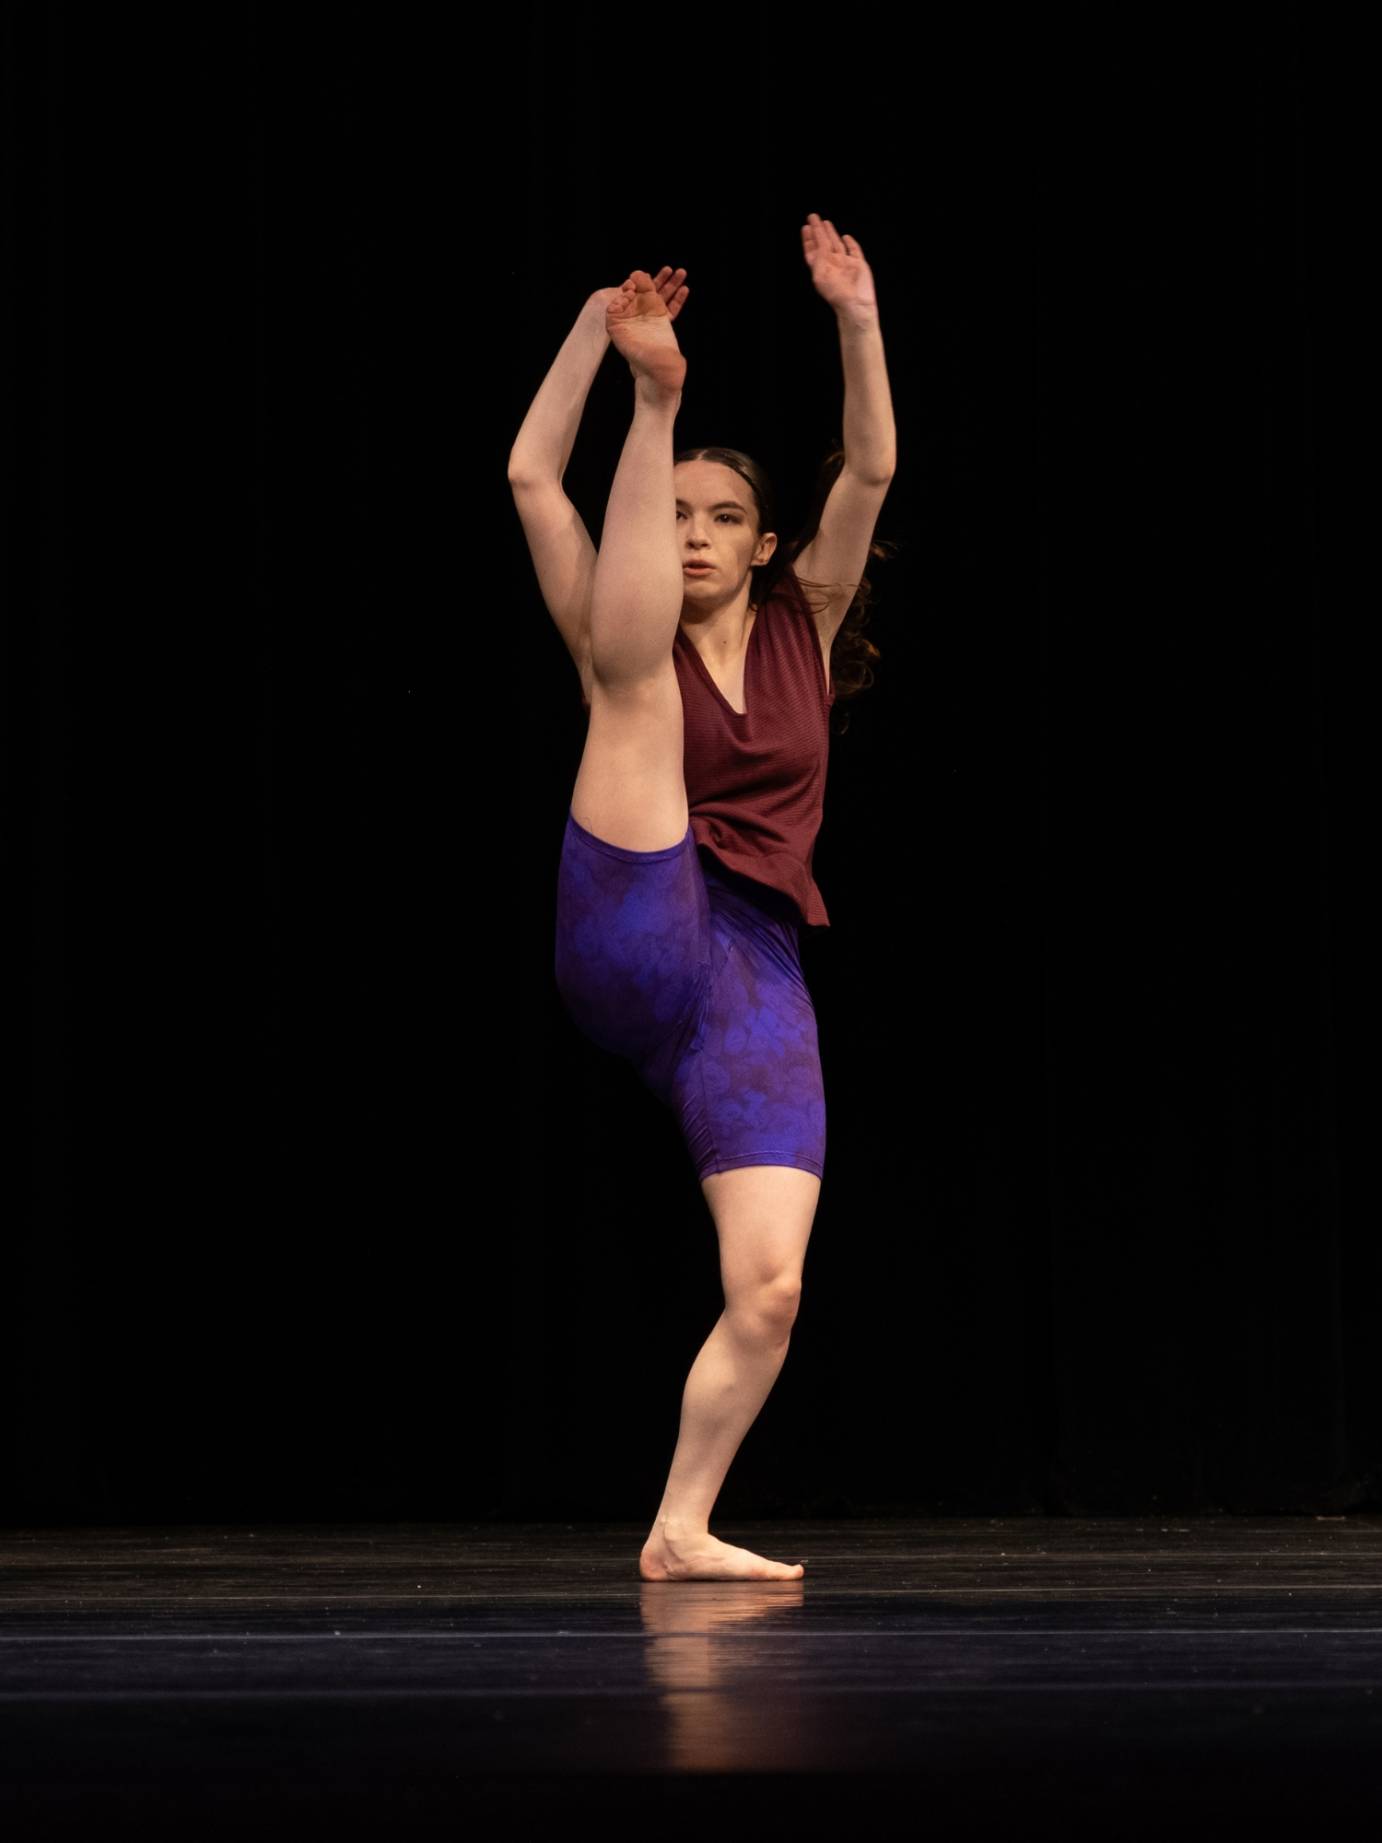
[[675, 442, 897, 735]]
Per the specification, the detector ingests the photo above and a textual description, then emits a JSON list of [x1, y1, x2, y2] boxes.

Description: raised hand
[[800, 212, 877, 315], [652, 265, 690, 321]]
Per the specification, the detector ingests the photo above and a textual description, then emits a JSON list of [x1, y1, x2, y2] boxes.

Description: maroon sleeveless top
[[577, 565, 836, 927], [675, 564, 835, 928]]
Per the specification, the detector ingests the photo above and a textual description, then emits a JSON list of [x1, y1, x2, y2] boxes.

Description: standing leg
[[640, 1165, 820, 1582]]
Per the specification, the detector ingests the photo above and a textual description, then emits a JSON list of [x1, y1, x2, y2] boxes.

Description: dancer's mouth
[[684, 564, 714, 574]]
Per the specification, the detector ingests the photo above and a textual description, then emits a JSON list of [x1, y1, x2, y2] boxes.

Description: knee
[[729, 1275, 802, 1344]]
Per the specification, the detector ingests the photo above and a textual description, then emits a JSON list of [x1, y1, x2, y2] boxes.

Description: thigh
[[570, 662, 689, 854], [669, 872, 827, 1185], [554, 808, 711, 1100], [701, 1165, 822, 1300]]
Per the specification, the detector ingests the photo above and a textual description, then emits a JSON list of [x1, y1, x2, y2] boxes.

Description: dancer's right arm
[[508, 292, 614, 687]]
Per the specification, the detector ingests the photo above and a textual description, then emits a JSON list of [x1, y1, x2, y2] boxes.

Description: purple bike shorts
[[554, 807, 826, 1183]]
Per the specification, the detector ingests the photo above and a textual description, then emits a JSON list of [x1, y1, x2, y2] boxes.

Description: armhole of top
[[778, 563, 835, 705]]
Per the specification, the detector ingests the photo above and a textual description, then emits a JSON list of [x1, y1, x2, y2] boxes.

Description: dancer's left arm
[[794, 213, 897, 637]]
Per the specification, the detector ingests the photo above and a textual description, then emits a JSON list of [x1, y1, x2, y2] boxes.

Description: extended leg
[[570, 272, 690, 853]]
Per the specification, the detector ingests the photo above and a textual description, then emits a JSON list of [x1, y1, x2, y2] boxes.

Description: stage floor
[[2, 1516, 1380, 1836]]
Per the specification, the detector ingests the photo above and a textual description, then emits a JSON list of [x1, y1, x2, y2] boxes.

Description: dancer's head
[[674, 444, 898, 736], [674, 447, 777, 605]]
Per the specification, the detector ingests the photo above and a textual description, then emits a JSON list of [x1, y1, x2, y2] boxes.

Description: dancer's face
[[675, 461, 776, 599]]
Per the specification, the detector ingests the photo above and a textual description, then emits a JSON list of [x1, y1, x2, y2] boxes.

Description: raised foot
[[639, 1528, 806, 1582], [607, 269, 687, 396]]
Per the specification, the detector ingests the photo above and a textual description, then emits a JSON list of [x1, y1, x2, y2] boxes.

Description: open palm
[[801, 213, 876, 314]]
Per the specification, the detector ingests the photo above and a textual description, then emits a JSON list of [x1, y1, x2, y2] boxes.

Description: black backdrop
[[10, 7, 1377, 1523]]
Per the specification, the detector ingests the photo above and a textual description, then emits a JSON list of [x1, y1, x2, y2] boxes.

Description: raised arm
[[508, 271, 689, 685], [793, 214, 897, 641]]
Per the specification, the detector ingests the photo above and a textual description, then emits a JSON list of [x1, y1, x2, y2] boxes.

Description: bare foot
[[589, 267, 689, 326], [607, 269, 687, 397], [640, 1526, 806, 1582]]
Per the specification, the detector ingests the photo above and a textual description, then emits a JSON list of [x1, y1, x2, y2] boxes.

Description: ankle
[[656, 1515, 708, 1544], [633, 378, 683, 413]]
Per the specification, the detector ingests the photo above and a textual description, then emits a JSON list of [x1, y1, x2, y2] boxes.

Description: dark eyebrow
[[675, 499, 747, 512]]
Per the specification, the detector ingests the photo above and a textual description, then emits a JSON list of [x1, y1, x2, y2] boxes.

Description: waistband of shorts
[[565, 807, 693, 863]]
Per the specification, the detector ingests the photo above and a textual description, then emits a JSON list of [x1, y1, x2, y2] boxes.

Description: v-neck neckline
[[681, 607, 760, 719]]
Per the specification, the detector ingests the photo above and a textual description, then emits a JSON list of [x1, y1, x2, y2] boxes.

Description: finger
[[822, 217, 844, 253]]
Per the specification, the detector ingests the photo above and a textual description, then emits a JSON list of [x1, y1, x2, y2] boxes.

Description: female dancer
[[509, 215, 897, 1580]]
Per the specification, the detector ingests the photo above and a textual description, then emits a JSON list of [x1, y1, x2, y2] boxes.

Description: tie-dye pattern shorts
[[554, 807, 826, 1183]]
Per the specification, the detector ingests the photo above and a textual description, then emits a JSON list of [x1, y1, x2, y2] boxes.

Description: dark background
[[9, 6, 1376, 1523]]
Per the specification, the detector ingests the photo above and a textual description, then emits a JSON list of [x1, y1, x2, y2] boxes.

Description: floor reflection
[[639, 1578, 814, 1770]]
